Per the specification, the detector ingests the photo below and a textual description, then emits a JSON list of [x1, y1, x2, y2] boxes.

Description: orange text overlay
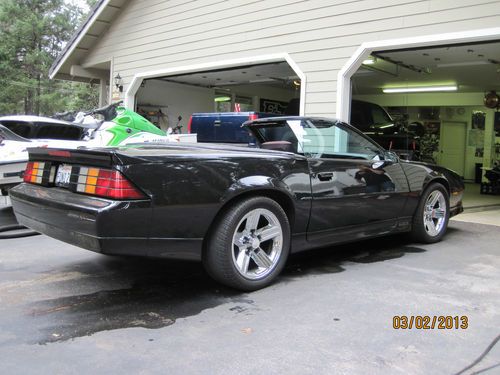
[[393, 315, 468, 330]]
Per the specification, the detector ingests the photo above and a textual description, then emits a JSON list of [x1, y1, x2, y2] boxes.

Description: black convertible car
[[10, 117, 464, 291]]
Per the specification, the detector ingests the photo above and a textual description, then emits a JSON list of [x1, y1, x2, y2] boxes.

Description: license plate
[[55, 165, 73, 187]]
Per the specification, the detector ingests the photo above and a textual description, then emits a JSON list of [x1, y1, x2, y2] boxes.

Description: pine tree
[[0, 0, 98, 115]]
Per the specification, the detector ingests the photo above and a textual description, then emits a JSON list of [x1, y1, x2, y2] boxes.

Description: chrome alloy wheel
[[231, 208, 283, 280], [423, 190, 447, 237]]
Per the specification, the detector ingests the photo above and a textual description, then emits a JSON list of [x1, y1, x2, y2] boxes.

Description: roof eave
[[49, 0, 110, 80]]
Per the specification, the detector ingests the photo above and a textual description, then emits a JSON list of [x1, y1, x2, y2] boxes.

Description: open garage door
[[133, 61, 301, 141], [349, 40, 500, 189]]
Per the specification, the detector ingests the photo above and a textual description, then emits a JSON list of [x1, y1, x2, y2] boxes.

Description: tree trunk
[[25, 89, 33, 115], [35, 75, 41, 115]]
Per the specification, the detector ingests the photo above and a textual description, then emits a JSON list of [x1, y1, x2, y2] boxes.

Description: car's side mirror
[[384, 151, 399, 163], [372, 161, 385, 169]]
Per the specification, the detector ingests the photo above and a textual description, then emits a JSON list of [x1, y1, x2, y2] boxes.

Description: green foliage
[[0, 0, 99, 116], [86, 0, 100, 8]]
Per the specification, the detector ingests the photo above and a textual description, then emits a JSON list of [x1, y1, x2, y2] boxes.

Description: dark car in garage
[[350, 100, 397, 135], [10, 117, 464, 291], [350, 100, 421, 160]]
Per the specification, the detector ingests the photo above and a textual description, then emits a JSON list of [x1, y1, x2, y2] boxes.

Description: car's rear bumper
[[10, 183, 203, 260]]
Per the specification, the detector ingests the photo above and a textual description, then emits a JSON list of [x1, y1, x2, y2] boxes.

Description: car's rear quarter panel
[[123, 154, 312, 244]]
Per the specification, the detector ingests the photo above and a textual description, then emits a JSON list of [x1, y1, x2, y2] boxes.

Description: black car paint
[[10, 119, 464, 262]]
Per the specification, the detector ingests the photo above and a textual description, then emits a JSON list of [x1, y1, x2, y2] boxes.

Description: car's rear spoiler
[[27, 147, 116, 168]]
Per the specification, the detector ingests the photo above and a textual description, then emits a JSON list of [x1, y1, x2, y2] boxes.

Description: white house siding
[[81, 0, 500, 117]]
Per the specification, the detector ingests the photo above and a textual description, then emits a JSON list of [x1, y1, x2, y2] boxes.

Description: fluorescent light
[[214, 96, 231, 102], [436, 61, 489, 68], [383, 85, 457, 93], [362, 58, 376, 65]]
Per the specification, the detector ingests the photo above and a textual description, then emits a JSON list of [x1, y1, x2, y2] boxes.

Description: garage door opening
[[349, 40, 500, 186], [133, 61, 301, 141]]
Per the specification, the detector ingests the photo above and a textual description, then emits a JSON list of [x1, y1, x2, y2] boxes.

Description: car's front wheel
[[411, 183, 450, 243], [204, 197, 290, 291]]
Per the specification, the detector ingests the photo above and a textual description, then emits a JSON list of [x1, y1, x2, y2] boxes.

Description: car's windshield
[[249, 119, 383, 160], [0, 125, 30, 142]]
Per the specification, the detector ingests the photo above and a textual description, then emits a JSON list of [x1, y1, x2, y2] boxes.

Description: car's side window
[[36, 124, 82, 140], [2, 121, 32, 138], [296, 120, 380, 160]]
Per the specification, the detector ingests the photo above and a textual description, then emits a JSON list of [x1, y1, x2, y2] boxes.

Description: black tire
[[411, 183, 450, 243], [203, 197, 291, 291]]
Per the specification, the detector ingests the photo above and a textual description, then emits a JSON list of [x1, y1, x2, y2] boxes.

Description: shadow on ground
[[21, 232, 434, 344], [0, 206, 18, 227], [283, 233, 426, 277]]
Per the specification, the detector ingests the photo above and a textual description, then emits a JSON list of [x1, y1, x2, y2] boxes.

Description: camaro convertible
[[10, 117, 464, 290]]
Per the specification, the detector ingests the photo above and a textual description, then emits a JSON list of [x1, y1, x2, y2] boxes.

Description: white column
[[99, 78, 108, 107]]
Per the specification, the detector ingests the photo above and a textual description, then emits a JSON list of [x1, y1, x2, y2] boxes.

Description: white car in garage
[[0, 124, 89, 195]]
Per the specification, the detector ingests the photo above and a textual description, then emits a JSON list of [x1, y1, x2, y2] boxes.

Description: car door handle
[[317, 172, 334, 181], [213, 120, 221, 126]]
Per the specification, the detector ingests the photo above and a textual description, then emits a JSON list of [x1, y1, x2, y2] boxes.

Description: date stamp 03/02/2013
[[393, 315, 469, 330]]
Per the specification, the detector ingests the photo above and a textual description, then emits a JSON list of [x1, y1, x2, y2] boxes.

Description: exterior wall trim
[[336, 27, 500, 122], [124, 53, 306, 115]]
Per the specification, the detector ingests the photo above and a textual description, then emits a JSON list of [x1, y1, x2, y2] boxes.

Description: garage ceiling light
[[214, 96, 231, 102], [383, 85, 457, 93], [436, 61, 490, 68], [362, 58, 376, 65]]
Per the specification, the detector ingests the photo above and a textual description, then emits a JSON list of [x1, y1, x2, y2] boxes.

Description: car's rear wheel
[[204, 197, 290, 291], [411, 183, 450, 243]]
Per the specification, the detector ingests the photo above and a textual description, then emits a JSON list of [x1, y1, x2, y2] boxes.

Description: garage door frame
[[125, 53, 306, 115], [336, 27, 500, 123]]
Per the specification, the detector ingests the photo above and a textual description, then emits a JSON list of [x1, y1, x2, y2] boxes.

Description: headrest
[[260, 141, 294, 152]]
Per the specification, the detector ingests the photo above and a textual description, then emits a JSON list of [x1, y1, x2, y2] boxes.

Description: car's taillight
[[23, 162, 55, 185], [249, 113, 258, 121], [23, 162, 35, 183], [187, 116, 193, 133], [24, 162, 145, 200], [76, 167, 145, 200]]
